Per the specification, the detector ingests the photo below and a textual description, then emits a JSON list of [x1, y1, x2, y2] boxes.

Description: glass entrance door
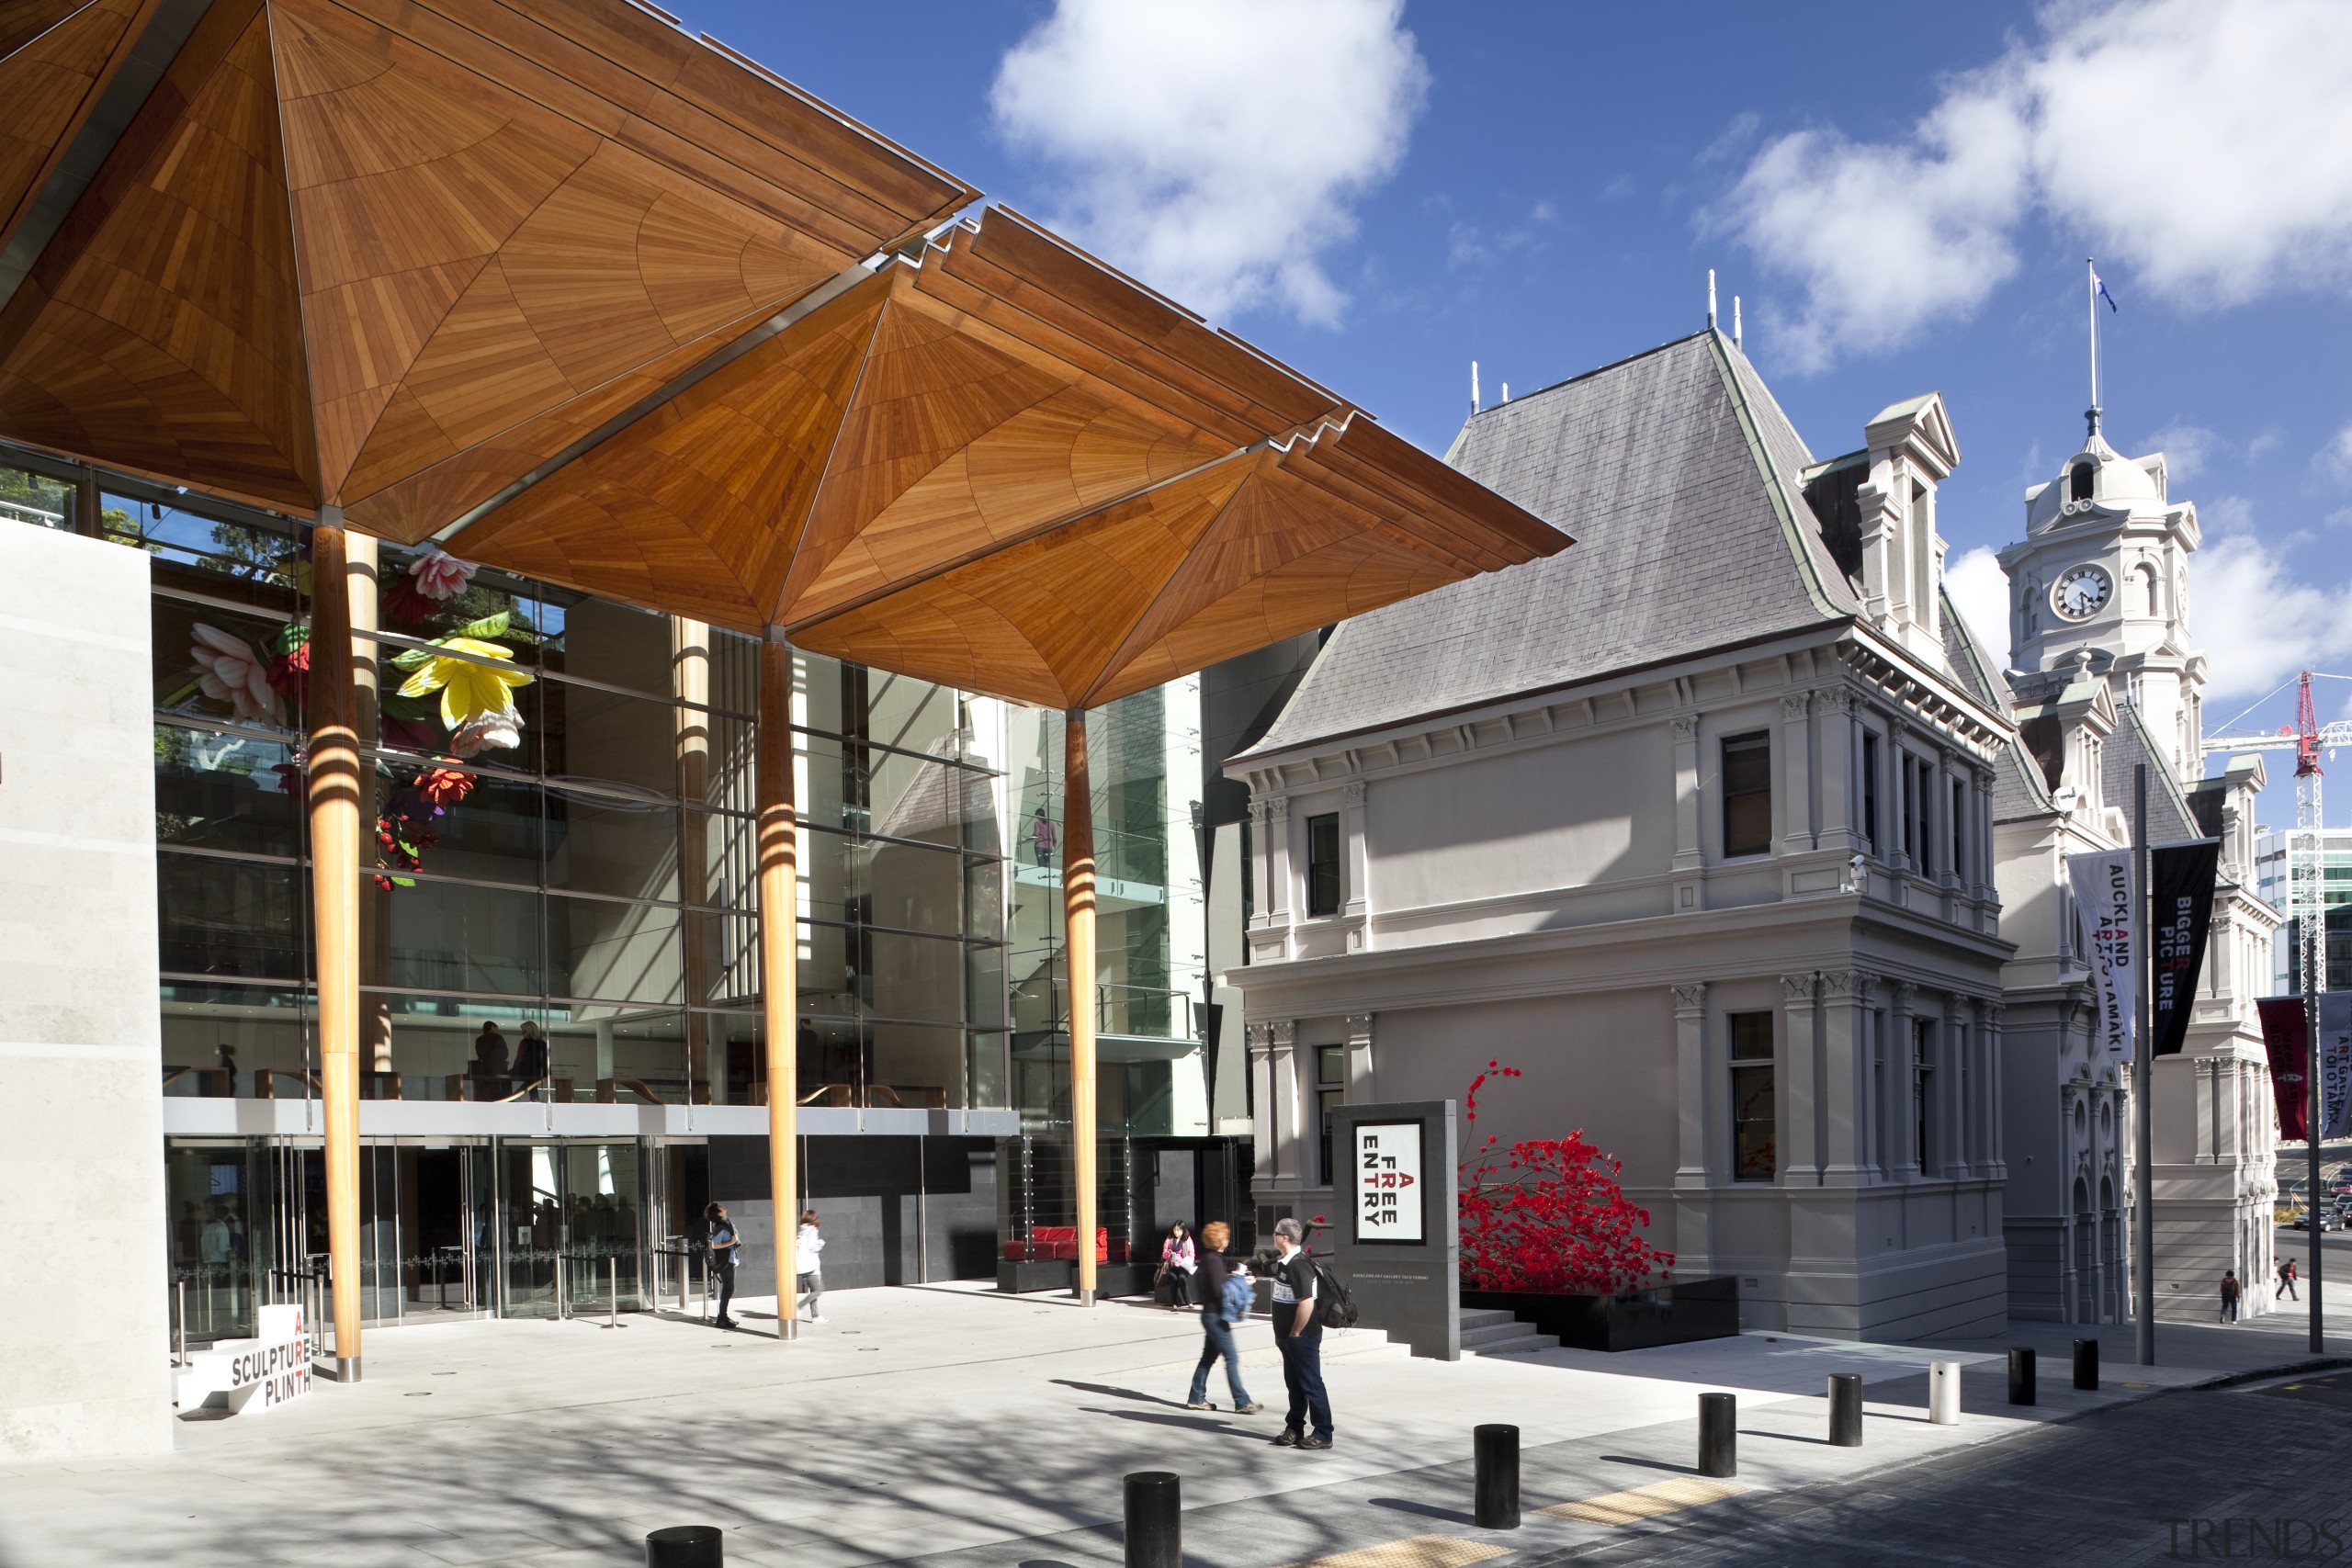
[[495, 1140, 647, 1318]]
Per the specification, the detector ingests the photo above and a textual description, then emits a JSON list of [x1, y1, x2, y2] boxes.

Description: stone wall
[[0, 524, 172, 1459]]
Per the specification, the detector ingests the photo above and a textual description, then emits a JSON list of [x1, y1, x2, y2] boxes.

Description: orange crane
[[2202, 671, 2352, 998]]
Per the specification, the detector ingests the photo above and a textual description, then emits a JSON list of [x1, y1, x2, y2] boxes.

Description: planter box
[[996, 1259, 1160, 1297], [1463, 1276, 1739, 1352]]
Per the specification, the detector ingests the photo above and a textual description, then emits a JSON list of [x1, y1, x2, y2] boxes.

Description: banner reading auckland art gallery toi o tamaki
[[2069, 850, 2135, 1059], [2324, 993, 2352, 1142]]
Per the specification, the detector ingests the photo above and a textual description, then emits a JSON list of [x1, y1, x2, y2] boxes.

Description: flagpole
[[2087, 257, 2100, 437], [2308, 884, 2325, 1354], [2133, 762, 2155, 1365]]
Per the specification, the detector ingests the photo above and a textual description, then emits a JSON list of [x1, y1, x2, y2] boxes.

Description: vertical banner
[[2069, 850, 2135, 1059], [1353, 1121, 1426, 1243], [2324, 993, 2352, 1142], [2257, 998, 2310, 1144], [2148, 839, 2221, 1057]]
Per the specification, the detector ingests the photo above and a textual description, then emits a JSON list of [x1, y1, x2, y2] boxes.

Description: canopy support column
[[1066, 708, 1097, 1306], [759, 635, 800, 1340], [308, 517, 363, 1381]]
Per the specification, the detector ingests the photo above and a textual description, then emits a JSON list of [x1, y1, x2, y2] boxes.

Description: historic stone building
[[1994, 429, 2278, 1322], [1227, 330, 2016, 1339]]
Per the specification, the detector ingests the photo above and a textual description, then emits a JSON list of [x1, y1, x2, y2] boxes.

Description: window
[[2069, 461, 2094, 502], [1722, 732, 1771, 858], [1861, 732, 1881, 852], [1730, 1011, 1775, 1181], [1913, 1019, 1935, 1174], [1306, 811, 1341, 917], [1316, 1044, 1345, 1186], [1911, 761, 1934, 877], [1950, 779, 1966, 883]]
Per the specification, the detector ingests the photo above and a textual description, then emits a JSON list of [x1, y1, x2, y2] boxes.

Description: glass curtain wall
[[5, 454, 1016, 1110]]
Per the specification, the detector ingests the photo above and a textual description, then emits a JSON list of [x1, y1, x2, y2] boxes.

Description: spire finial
[[1707, 268, 1717, 330]]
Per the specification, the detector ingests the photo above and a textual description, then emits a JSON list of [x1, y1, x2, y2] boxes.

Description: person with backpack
[[1268, 1217, 1332, 1450], [1183, 1221, 1261, 1414]]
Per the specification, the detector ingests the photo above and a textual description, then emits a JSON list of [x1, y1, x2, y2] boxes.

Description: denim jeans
[[1278, 1329, 1331, 1438], [1187, 1314, 1252, 1406]]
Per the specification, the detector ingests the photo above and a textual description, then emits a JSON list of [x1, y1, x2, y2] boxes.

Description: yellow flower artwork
[[395, 637, 535, 728]]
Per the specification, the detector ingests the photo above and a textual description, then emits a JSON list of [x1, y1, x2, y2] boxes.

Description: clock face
[[2052, 564, 2112, 621]]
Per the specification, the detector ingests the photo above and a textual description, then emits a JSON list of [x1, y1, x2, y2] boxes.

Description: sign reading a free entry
[[1353, 1122, 1424, 1244]]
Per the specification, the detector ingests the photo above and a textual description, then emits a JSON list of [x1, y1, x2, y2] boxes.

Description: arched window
[[2133, 562, 2160, 617], [2068, 461, 2094, 502]]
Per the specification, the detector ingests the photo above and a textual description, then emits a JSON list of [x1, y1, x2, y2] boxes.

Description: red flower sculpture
[[1458, 1060, 1673, 1294], [380, 576, 437, 627], [414, 766, 475, 807], [265, 624, 310, 705]]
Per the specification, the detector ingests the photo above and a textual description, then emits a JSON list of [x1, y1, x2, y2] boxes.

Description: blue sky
[[701, 1, 2352, 828]]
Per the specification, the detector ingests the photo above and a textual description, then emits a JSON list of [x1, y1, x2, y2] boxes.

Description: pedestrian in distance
[[1159, 1220, 1197, 1310], [2220, 1268, 2241, 1323], [2281, 1257, 2300, 1302], [796, 1209, 827, 1323], [1268, 1217, 1333, 1450], [1184, 1221, 1261, 1415], [706, 1201, 740, 1330]]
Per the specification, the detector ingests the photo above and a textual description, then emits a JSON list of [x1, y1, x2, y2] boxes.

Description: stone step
[[1465, 1330, 1560, 1357], [1457, 1308, 1522, 1333]]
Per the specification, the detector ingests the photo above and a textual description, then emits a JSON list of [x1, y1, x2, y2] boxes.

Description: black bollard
[[1124, 1471, 1182, 1568], [2007, 1347, 2036, 1405], [1697, 1392, 1736, 1479], [2072, 1337, 2099, 1392], [645, 1525, 722, 1568], [1475, 1423, 1521, 1529], [1827, 1372, 1863, 1447]]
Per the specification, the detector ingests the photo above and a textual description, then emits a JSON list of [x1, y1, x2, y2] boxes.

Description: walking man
[[706, 1201, 740, 1331], [2280, 1256, 2300, 1302], [795, 1209, 827, 1324], [1268, 1218, 1332, 1450], [2220, 1268, 2241, 1323], [1184, 1221, 1261, 1415]]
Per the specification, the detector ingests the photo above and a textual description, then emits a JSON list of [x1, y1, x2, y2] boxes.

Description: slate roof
[[2103, 702, 2201, 842], [1935, 586, 2057, 822], [1240, 330, 1862, 761]]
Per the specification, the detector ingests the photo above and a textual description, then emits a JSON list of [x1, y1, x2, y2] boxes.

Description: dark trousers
[[1278, 1330, 1331, 1438], [2283, 1276, 2299, 1300], [713, 1257, 736, 1321]]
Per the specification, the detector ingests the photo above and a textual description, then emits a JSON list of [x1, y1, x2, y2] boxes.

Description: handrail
[[493, 1076, 571, 1104]]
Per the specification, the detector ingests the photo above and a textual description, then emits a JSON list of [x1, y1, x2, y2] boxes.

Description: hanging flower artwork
[[265, 623, 310, 707], [414, 766, 476, 808], [448, 706, 524, 758], [189, 623, 276, 724], [380, 573, 437, 627], [408, 547, 477, 602], [1457, 1060, 1674, 1295], [394, 634, 533, 728]]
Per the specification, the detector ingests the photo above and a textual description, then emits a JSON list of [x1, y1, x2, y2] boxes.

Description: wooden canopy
[[0, 0, 978, 524], [448, 209, 1569, 708]]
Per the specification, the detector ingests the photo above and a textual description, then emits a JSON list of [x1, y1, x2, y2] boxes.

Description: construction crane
[[2202, 671, 2352, 998]]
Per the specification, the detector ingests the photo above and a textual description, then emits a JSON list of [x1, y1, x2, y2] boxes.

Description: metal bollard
[[608, 1258, 620, 1330], [2072, 1337, 2099, 1392], [1123, 1471, 1181, 1568], [644, 1524, 723, 1567], [1697, 1393, 1736, 1478], [2007, 1347, 2035, 1406], [1827, 1372, 1862, 1447], [175, 1280, 187, 1368], [1474, 1424, 1520, 1529], [1928, 1360, 1961, 1425]]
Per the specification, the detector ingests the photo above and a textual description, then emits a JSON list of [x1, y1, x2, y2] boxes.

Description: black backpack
[[1310, 1258, 1359, 1330]]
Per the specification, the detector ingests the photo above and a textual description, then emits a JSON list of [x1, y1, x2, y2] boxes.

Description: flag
[[2093, 268, 2120, 311], [2259, 998, 2310, 1143], [2325, 993, 2352, 1141], [2149, 838, 2221, 1056], [2069, 851, 2135, 1059]]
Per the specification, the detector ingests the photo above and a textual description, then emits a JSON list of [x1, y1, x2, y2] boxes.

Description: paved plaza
[[4, 1282, 2347, 1568]]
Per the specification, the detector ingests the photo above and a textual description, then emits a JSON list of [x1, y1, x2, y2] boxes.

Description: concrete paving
[[0, 1281, 2338, 1568]]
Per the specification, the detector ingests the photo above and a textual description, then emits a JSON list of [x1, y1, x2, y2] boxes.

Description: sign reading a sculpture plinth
[[1327, 1101, 1459, 1359]]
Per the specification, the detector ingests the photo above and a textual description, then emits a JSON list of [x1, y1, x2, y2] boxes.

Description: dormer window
[[2068, 461, 2094, 502]]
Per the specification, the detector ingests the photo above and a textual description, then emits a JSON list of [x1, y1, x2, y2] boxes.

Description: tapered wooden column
[[308, 519, 363, 1380], [758, 635, 800, 1338], [1065, 709, 1098, 1305]]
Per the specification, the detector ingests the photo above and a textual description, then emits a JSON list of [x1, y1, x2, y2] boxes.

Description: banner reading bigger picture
[[2069, 850, 2135, 1059], [2149, 838, 2221, 1057]]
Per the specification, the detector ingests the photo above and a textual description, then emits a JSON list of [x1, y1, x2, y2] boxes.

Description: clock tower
[[1996, 425, 2206, 778]]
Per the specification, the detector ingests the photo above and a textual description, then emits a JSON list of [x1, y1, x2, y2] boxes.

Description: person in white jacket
[[795, 1210, 827, 1323]]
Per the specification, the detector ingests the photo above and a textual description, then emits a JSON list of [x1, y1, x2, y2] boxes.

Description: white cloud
[[2317, 423, 2352, 482], [2190, 532, 2352, 701], [1716, 0, 2352, 367], [1945, 546, 2014, 671], [2142, 423, 2219, 483], [989, 0, 1429, 328]]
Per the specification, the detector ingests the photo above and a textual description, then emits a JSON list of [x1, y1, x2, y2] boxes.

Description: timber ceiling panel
[[0, 0, 978, 515], [0, 0, 149, 245], [450, 209, 1572, 708]]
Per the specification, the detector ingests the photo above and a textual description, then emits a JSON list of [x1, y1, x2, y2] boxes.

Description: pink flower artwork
[[408, 547, 477, 603], [188, 624, 276, 724]]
